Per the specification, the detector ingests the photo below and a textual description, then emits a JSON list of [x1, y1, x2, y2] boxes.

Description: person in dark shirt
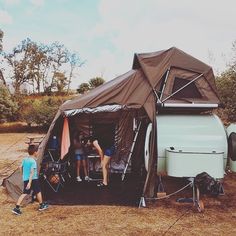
[[85, 136, 115, 187]]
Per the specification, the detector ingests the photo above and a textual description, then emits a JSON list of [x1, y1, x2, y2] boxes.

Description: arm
[[26, 168, 35, 190], [93, 140, 104, 161]]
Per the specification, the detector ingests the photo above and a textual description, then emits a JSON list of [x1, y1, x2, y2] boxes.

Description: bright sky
[[1, 0, 236, 88]]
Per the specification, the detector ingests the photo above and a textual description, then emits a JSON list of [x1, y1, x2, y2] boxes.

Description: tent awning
[[64, 104, 126, 117]]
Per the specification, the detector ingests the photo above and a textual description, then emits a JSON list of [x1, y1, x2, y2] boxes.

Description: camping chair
[[41, 149, 70, 192], [41, 161, 69, 192]]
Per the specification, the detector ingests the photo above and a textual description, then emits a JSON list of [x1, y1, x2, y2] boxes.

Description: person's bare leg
[[102, 156, 111, 185], [16, 193, 27, 206], [77, 160, 81, 177], [36, 192, 43, 204], [82, 159, 88, 177]]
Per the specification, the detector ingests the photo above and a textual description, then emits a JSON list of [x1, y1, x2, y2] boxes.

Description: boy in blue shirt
[[12, 144, 48, 215]]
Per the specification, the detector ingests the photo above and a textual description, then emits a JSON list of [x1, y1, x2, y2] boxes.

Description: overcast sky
[[1, 0, 236, 88]]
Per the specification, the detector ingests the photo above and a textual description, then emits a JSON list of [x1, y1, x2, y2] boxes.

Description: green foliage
[[77, 77, 105, 94], [0, 84, 19, 123], [216, 68, 236, 122], [20, 96, 68, 127], [77, 82, 90, 94], [89, 77, 105, 89], [53, 72, 68, 93]]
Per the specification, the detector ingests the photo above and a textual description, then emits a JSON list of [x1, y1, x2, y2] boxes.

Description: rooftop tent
[[3, 47, 220, 203], [133, 47, 220, 108]]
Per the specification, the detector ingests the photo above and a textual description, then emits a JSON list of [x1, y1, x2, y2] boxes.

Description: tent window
[[172, 77, 202, 99]]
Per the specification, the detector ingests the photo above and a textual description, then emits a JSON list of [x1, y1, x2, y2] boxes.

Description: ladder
[[121, 121, 142, 181]]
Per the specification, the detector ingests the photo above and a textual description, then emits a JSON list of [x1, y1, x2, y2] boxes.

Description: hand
[[26, 182, 31, 190]]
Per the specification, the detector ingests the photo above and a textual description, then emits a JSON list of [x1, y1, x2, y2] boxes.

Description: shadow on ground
[[43, 173, 144, 206]]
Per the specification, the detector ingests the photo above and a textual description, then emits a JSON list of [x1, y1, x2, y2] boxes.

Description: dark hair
[[83, 136, 94, 144], [28, 144, 38, 155]]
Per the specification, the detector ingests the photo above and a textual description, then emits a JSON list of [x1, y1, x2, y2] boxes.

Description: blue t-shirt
[[22, 157, 38, 181]]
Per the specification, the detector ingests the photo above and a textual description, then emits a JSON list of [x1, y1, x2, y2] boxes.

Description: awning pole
[[160, 68, 171, 101], [162, 73, 203, 103], [153, 89, 161, 104]]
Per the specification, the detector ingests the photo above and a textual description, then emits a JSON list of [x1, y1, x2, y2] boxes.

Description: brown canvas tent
[[3, 47, 220, 203]]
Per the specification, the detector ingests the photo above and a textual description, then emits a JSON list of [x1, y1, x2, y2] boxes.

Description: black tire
[[228, 132, 236, 161]]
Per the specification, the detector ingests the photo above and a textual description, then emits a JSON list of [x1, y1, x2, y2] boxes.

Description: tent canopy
[[4, 47, 220, 201], [61, 47, 219, 117]]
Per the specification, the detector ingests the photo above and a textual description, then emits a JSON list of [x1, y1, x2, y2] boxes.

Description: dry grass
[[1, 133, 236, 236]]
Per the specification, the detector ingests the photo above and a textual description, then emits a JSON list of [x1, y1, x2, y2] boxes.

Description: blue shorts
[[75, 154, 87, 161], [104, 146, 115, 157], [23, 179, 41, 195]]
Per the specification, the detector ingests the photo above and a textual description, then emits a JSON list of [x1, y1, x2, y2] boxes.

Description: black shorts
[[23, 179, 41, 195]]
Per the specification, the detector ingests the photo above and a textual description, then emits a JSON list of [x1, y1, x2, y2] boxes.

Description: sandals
[[97, 182, 108, 188]]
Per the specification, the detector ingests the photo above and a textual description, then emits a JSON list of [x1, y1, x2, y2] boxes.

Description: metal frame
[[121, 120, 142, 181], [161, 73, 204, 103]]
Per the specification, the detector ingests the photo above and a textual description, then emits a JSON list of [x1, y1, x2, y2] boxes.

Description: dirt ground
[[0, 133, 236, 236]]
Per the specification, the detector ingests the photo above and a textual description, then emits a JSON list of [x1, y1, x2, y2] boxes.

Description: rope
[[162, 208, 190, 236], [1, 133, 28, 155], [0, 160, 19, 176], [145, 181, 192, 200], [0, 134, 27, 178]]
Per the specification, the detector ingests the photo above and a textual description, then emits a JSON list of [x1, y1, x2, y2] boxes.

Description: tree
[[77, 82, 90, 94], [0, 29, 3, 52], [53, 71, 68, 94], [216, 40, 236, 123], [89, 77, 105, 89], [47, 42, 69, 92], [216, 68, 236, 122], [67, 52, 84, 93], [0, 83, 18, 122], [3, 38, 83, 95], [20, 96, 65, 127], [3, 38, 44, 94], [77, 77, 105, 94]]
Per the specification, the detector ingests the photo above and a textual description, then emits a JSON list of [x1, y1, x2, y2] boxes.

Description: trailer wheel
[[228, 132, 236, 161]]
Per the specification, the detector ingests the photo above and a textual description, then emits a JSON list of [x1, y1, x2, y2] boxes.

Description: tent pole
[[162, 73, 203, 103], [138, 196, 146, 208], [153, 89, 161, 104], [160, 67, 171, 101], [121, 120, 142, 181]]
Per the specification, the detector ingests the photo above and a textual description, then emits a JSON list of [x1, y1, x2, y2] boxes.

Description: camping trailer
[[144, 114, 228, 179], [4, 47, 236, 209]]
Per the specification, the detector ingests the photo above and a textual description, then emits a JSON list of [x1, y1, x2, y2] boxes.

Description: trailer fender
[[144, 123, 152, 171]]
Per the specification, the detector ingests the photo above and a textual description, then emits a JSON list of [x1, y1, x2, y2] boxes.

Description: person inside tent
[[84, 136, 115, 187], [73, 131, 91, 182]]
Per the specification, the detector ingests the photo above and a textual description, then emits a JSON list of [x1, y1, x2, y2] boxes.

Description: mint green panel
[[166, 148, 224, 178], [156, 114, 228, 178]]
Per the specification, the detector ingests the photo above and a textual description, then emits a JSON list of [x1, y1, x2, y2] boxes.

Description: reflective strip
[[64, 104, 125, 116], [162, 103, 218, 108]]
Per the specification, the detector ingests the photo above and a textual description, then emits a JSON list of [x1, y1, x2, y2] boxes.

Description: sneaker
[[76, 176, 82, 182], [39, 202, 49, 211], [85, 176, 92, 181], [12, 207, 22, 215]]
